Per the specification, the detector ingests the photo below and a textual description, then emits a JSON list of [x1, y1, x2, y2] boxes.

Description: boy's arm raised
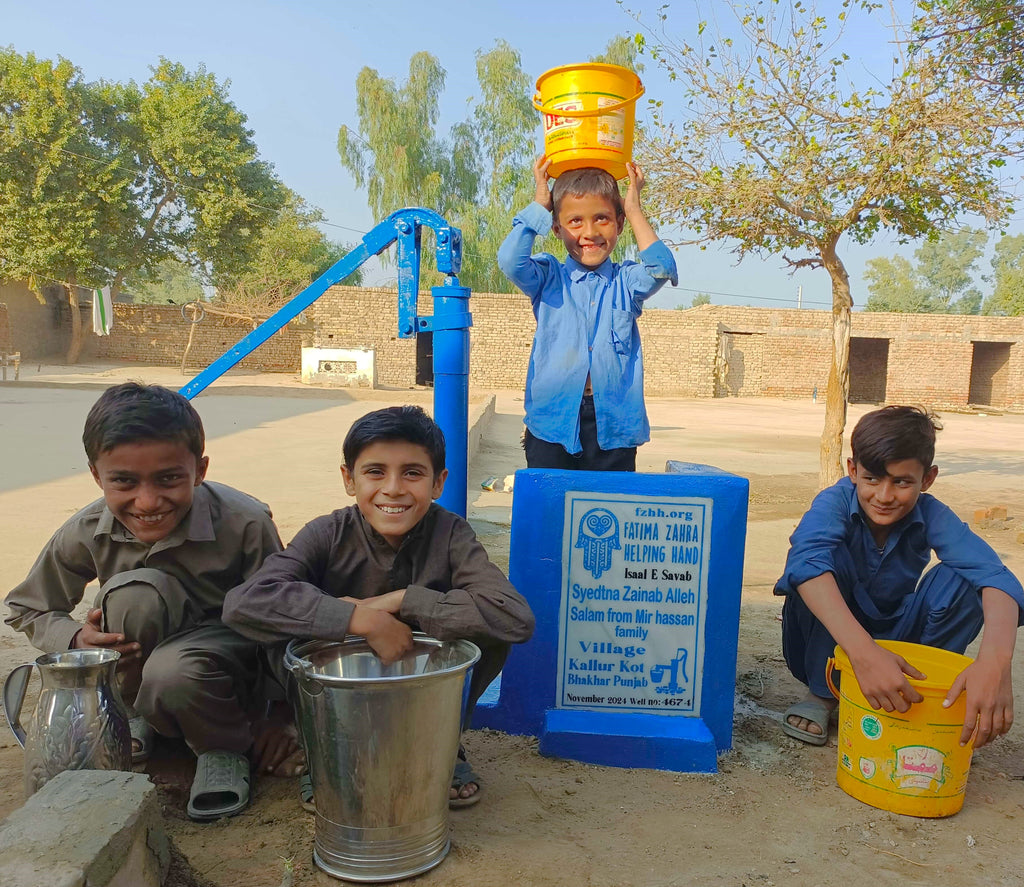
[[496, 155, 555, 298], [623, 162, 658, 251]]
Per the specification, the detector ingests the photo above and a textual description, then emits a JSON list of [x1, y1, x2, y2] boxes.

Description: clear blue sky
[[4, 0, 1019, 310]]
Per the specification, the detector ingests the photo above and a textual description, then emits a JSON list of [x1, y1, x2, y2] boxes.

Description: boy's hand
[[533, 155, 553, 211], [944, 654, 1014, 748], [72, 608, 141, 662], [849, 642, 925, 713], [348, 606, 413, 665], [624, 161, 645, 216]]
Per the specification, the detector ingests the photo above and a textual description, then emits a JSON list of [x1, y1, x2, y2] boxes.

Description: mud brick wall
[[88, 304, 304, 371], [6, 279, 1023, 409]]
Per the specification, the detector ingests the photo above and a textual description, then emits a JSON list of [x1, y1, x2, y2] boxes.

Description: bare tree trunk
[[65, 275, 83, 365], [819, 244, 853, 489]]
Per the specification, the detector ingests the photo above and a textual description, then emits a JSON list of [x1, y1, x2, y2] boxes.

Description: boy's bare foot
[[252, 702, 306, 777], [449, 754, 482, 808], [782, 693, 837, 745]]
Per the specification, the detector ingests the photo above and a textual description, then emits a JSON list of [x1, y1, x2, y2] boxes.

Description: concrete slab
[[0, 770, 168, 887]]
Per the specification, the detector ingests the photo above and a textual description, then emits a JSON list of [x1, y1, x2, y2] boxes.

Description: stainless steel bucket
[[285, 634, 480, 883]]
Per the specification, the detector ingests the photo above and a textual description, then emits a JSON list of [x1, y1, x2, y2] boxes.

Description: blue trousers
[[782, 562, 984, 698]]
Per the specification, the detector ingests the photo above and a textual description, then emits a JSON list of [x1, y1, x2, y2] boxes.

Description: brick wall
[[87, 304, 305, 371], [6, 281, 1023, 409]]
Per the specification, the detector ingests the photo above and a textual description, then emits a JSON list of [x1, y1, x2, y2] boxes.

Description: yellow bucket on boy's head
[[826, 640, 975, 818], [533, 63, 644, 180]]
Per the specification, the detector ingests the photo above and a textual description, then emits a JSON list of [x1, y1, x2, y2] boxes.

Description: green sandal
[[187, 750, 251, 821]]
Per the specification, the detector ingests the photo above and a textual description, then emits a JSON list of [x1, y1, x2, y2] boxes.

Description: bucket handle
[[532, 85, 646, 118], [824, 656, 840, 700], [3, 663, 33, 747], [287, 656, 324, 697]]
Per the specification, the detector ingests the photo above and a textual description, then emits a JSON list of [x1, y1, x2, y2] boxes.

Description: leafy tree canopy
[[337, 36, 644, 293], [864, 228, 986, 313], [913, 0, 1024, 100], [628, 0, 1021, 484], [983, 233, 1024, 315], [214, 192, 361, 315]]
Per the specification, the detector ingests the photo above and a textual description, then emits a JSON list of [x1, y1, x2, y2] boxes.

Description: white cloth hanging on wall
[[92, 286, 113, 335]]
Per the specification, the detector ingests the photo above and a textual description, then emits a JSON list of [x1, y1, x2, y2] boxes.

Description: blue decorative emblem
[[575, 508, 620, 579]]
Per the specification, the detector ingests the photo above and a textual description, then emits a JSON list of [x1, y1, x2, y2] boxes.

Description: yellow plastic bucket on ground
[[533, 63, 644, 180], [826, 640, 974, 817]]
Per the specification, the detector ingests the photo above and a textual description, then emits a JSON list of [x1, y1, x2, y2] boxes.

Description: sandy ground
[[2, 364, 1024, 887]]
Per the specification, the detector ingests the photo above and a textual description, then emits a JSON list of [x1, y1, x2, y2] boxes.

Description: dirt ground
[[2, 366, 1024, 887]]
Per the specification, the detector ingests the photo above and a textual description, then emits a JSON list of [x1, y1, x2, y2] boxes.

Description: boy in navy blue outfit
[[497, 156, 677, 471], [776, 406, 1022, 747]]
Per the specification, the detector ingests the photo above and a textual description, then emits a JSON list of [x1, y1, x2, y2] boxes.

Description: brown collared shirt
[[222, 503, 534, 646], [5, 482, 283, 652]]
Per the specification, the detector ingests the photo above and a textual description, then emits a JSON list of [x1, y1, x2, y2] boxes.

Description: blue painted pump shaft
[[431, 283, 471, 517], [179, 208, 472, 516]]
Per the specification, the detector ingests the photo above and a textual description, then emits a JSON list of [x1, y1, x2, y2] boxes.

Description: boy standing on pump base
[[775, 405, 1023, 748], [497, 155, 677, 471], [4, 382, 287, 820], [223, 406, 535, 808]]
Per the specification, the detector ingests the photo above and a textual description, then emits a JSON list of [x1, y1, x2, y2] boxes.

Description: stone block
[[990, 505, 1008, 521], [974, 508, 991, 523], [0, 770, 169, 887]]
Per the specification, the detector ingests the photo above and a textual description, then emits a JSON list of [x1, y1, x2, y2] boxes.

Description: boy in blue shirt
[[497, 156, 677, 471], [775, 405, 1023, 748]]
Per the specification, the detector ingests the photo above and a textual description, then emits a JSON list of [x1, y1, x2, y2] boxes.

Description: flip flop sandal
[[129, 716, 155, 765], [450, 756, 482, 809], [299, 771, 316, 814], [781, 699, 832, 746], [187, 750, 252, 821]]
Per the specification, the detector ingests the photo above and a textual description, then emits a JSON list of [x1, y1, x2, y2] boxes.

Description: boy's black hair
[[83, 382, 205, 463], [551, 167, 625, 221], [342, 405, 446, 474], [850, 405, 942, 475]]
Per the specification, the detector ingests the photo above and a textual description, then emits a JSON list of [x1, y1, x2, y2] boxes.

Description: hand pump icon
[[650, 648, 689, 697]]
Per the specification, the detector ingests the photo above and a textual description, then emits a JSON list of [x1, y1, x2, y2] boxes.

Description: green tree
[[865, 229, 986, 313], [673, 292, 710, 308], [128, 258, 204, 304], [338, 52, 479, 227], [633, 1, 1019, 485], [114, 59, 286, 292], [913, 1, 1024, 98], [983, 233, 1024, 315], [0, 49, 134, 362], [337, 37, 645, 293], [215, 193, 362, 315]]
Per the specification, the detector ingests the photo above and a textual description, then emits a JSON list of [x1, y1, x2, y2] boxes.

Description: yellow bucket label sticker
[[858, 757, 877, 780], [596, 96, 626, 150], [895, 745, 946, 790], [544, 102, 584, 143], [860, 714, 882, 739], [841, 752, 852, 771]]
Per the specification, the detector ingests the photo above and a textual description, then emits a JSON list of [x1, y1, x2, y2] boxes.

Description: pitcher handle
[[825, 656, 840, 700], [3, 663, 34, 747]]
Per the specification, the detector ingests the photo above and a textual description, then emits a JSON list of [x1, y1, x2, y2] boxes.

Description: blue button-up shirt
[[497, 202, 678, 453], [775, 477, 1024, 622]]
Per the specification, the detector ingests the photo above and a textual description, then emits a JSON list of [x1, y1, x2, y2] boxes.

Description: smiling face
[[847, 456, 938, 546], [90, 439, 208, 544], [342, 440, 447, 549], [552, 192, 624, 268]]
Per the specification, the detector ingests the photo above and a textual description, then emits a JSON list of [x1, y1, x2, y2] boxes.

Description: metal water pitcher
[[3, 648, 132, 796]]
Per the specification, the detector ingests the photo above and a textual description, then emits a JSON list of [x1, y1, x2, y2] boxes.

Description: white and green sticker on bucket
[[860, 714, 883, 740]]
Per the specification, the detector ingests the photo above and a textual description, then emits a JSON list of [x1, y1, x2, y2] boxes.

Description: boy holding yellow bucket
[[497, 155, 677, 470], [775, 406, 1023, 749]]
